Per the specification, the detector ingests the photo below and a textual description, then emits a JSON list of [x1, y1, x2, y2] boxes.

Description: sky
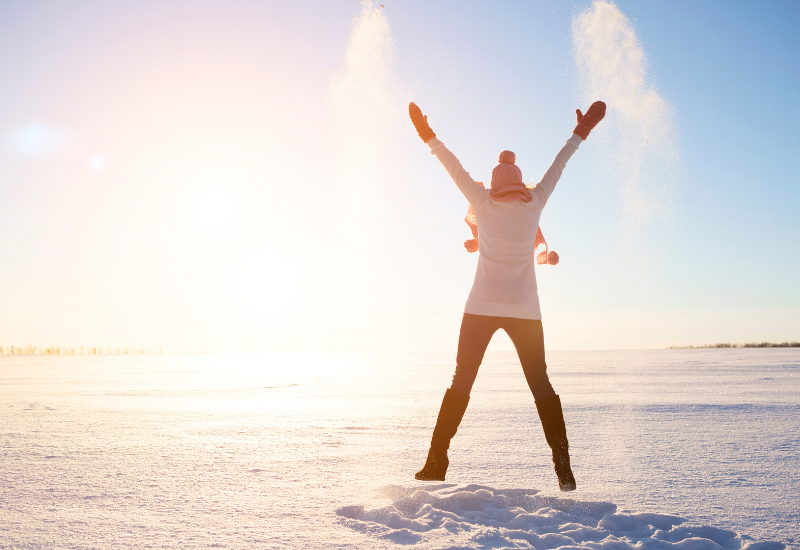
[[1, 0, 798, 352]]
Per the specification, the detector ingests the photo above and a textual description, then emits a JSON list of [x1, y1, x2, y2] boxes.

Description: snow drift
[[338, 484, 785, 549]]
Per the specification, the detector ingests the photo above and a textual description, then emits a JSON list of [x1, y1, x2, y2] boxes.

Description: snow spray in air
[[572, 1, 679, 244], [330, 0, 405, 233], [327, 1, 419, 328]]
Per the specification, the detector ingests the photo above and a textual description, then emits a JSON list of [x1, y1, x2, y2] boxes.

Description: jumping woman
[[408, 100, 606, 491]]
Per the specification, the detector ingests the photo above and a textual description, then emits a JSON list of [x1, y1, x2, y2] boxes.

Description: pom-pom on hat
[[498, 150, 516, 164], [490, 150, 523, 190]]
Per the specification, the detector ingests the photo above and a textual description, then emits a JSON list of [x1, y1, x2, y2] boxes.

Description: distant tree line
[[669, 342, 800, 349], [0, 345, 211, 355]]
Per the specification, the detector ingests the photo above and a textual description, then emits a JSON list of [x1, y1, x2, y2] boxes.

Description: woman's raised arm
[[409, 103, 486, 207], [530, 101, 606, 208]]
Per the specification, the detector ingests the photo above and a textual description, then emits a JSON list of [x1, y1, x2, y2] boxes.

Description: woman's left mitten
[[409, 102, 437, 143]]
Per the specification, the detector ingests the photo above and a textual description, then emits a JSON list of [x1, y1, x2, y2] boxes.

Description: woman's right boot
[[535, 394, 577, 491], [415, 388, 470, 481]]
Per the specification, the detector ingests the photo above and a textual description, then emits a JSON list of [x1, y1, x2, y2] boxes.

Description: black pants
[[450, 313, 556, 400]]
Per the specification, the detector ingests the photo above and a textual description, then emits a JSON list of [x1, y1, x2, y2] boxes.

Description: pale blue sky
[[1, 0, 798, 351]]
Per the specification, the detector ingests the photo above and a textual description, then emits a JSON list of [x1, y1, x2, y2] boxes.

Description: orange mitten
[[408, 102, 437, 143], [573, 101, 606, 140]]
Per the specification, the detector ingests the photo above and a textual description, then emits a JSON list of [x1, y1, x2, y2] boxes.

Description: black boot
[[535, 395, 576, 492], [415, 388, 470, 481]]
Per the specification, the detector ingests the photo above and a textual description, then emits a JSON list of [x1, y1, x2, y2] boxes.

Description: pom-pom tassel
[[535, 227, 559, 265], [464, 203, 479, 253]]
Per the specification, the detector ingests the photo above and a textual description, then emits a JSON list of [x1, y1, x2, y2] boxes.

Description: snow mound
[[337, 484, 785, 549]]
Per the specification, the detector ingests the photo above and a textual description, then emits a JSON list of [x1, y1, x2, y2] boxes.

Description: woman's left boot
[[535, 395, 577, 491], [415, 388, 470, 481]]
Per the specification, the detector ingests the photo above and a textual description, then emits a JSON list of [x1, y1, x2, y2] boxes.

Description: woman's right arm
[[529, 135, 582, 207], [531, 101, 607, 208]]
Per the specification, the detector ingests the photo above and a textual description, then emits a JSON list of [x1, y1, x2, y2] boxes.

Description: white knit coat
[[427, 134, 583, 320]]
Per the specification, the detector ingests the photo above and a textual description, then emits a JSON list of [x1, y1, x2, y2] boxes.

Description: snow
[[338, 484, 784, 549], [1, 349, 797, 549]]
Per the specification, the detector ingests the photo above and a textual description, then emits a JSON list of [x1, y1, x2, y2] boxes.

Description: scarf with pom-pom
[[463, 182, 559, 266]]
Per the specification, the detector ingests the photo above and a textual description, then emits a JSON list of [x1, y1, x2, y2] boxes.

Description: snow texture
[[1, 349, 797, 549], [338, 484, 784, 549]]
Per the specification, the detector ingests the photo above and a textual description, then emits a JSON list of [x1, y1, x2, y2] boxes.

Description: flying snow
[[572, 1, 680, 237]]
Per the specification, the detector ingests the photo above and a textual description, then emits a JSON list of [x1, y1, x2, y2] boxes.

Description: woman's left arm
[[427, 138, 485, 207], [409, 103, 485, 207]]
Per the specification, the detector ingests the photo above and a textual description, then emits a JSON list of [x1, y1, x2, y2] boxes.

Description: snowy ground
[[1, 349, 797, 549]]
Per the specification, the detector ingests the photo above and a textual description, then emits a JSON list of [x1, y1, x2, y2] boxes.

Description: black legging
[[451, 313, 557, 400]]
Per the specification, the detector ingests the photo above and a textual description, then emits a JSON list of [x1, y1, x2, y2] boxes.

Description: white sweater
[[428, 134, 583, 320]]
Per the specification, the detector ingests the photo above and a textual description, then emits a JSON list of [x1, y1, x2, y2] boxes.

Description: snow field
[[339, 484, 784, 549], [1, 349, 797, 549]]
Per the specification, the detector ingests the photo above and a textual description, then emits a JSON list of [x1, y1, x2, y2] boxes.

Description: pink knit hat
[[490, 150, 523, 190]]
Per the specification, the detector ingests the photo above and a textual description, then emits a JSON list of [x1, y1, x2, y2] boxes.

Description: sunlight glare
[[12, 123, 66, 158], [89, 154, 106, 171], [235, 255, 299, 313]]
